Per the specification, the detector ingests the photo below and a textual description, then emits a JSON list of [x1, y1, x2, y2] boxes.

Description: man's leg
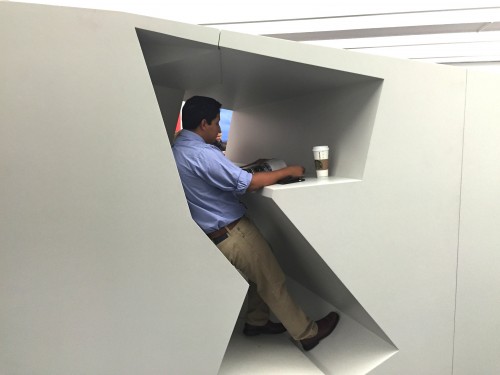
[[216, 217, 317, 340], [246, 282, 270, 326]]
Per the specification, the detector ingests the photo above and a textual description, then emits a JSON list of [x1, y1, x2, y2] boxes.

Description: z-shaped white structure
[[1, 3, 500, 375]]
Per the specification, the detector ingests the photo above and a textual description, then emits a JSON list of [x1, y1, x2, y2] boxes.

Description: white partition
[[453, 70, 500, 375], [0, 4, 247, 375], [2, 2, 500, 375], [217, 31, 465, 374]]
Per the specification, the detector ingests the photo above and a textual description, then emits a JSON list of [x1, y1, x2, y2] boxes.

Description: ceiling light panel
[[346, 41, 500, 59], [207, 9, 500, 35], [304, 31, 500, 49]]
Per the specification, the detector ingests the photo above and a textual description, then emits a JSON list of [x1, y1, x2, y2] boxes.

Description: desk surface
[[260, 176, 360, 198]]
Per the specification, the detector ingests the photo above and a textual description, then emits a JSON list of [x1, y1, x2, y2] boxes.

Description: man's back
[[172, 129, 251, 233]]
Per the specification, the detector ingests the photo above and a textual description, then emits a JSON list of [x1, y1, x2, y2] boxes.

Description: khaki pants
[[216, 216, 317, 340]]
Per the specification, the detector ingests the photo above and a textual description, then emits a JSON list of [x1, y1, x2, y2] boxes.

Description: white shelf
[[260, 176, 361, 198]]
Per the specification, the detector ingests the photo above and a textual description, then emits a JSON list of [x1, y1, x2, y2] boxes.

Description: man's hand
[[247, 165, 305, 192], [286, 165, 305, 178]]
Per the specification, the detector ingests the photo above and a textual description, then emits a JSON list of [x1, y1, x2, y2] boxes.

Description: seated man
[[172, 95, 339, 351]]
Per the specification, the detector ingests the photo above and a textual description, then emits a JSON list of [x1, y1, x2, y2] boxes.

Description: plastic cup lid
[[312, 145, 329, 152]]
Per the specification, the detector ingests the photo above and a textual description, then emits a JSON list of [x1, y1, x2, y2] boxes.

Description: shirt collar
[[179, 129, 205, 143]]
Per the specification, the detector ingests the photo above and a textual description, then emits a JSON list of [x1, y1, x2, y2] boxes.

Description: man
[[172, 96, 339, 351]]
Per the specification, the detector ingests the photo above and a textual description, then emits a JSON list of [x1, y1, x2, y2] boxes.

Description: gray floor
[[218, 313, 397, 375], [218, 318, 323, 375]]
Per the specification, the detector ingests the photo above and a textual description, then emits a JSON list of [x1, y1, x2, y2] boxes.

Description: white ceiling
[[10, 0, 500, 64]]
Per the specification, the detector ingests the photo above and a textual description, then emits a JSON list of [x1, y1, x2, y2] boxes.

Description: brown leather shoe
[[243, 321, 287, 336], [300, 312, 340, 351]]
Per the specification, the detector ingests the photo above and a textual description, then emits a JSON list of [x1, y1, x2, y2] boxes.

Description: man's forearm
[[247, 166, 304, 192]]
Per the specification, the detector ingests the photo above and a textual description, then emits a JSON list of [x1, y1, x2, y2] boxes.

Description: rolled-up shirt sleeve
[[235, 168, 253, 195]]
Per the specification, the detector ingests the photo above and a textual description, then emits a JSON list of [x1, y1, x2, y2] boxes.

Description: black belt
[[207, 218, 241, 245], [211, 232, 229, 245]]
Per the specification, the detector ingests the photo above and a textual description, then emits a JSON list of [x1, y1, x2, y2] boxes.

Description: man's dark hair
[[182, 96, 222, 130]]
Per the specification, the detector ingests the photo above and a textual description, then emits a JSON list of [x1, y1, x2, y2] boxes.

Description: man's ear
[[199, 119, 208, 130]]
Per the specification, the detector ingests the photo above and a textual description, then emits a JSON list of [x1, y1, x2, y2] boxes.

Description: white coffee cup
[[312, 145, 329, 178]]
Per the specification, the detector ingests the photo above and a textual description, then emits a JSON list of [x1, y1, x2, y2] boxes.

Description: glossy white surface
[[1, 2, 500, 375], [453, 70, 500, 375], [0, 4, 247, 375]]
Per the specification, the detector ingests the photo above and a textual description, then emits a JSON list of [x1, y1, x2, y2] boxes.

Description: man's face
[[207, 114, 221, 143]]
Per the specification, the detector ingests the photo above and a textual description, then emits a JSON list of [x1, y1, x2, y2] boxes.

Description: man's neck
[[190, 128, 209, 144]]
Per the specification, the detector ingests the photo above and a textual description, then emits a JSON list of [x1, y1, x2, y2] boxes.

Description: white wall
[[0, 3, 247, 375], [225, 41, 466, 373], [453, 69, 500, 375], [2, 2, 500, 375]]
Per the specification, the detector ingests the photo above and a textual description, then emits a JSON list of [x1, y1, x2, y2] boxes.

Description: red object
[[175, 113, 182, 132]]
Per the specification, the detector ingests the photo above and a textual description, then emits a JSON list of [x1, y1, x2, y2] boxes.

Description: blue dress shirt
[[172, 130, 253, 233]]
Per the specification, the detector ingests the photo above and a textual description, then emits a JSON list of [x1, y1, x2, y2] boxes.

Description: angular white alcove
[[7, 3, 500, 375], [136, 26, 394, 375]]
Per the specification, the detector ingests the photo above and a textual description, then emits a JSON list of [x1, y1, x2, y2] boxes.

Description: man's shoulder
[[174, 141, 223, 169]]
